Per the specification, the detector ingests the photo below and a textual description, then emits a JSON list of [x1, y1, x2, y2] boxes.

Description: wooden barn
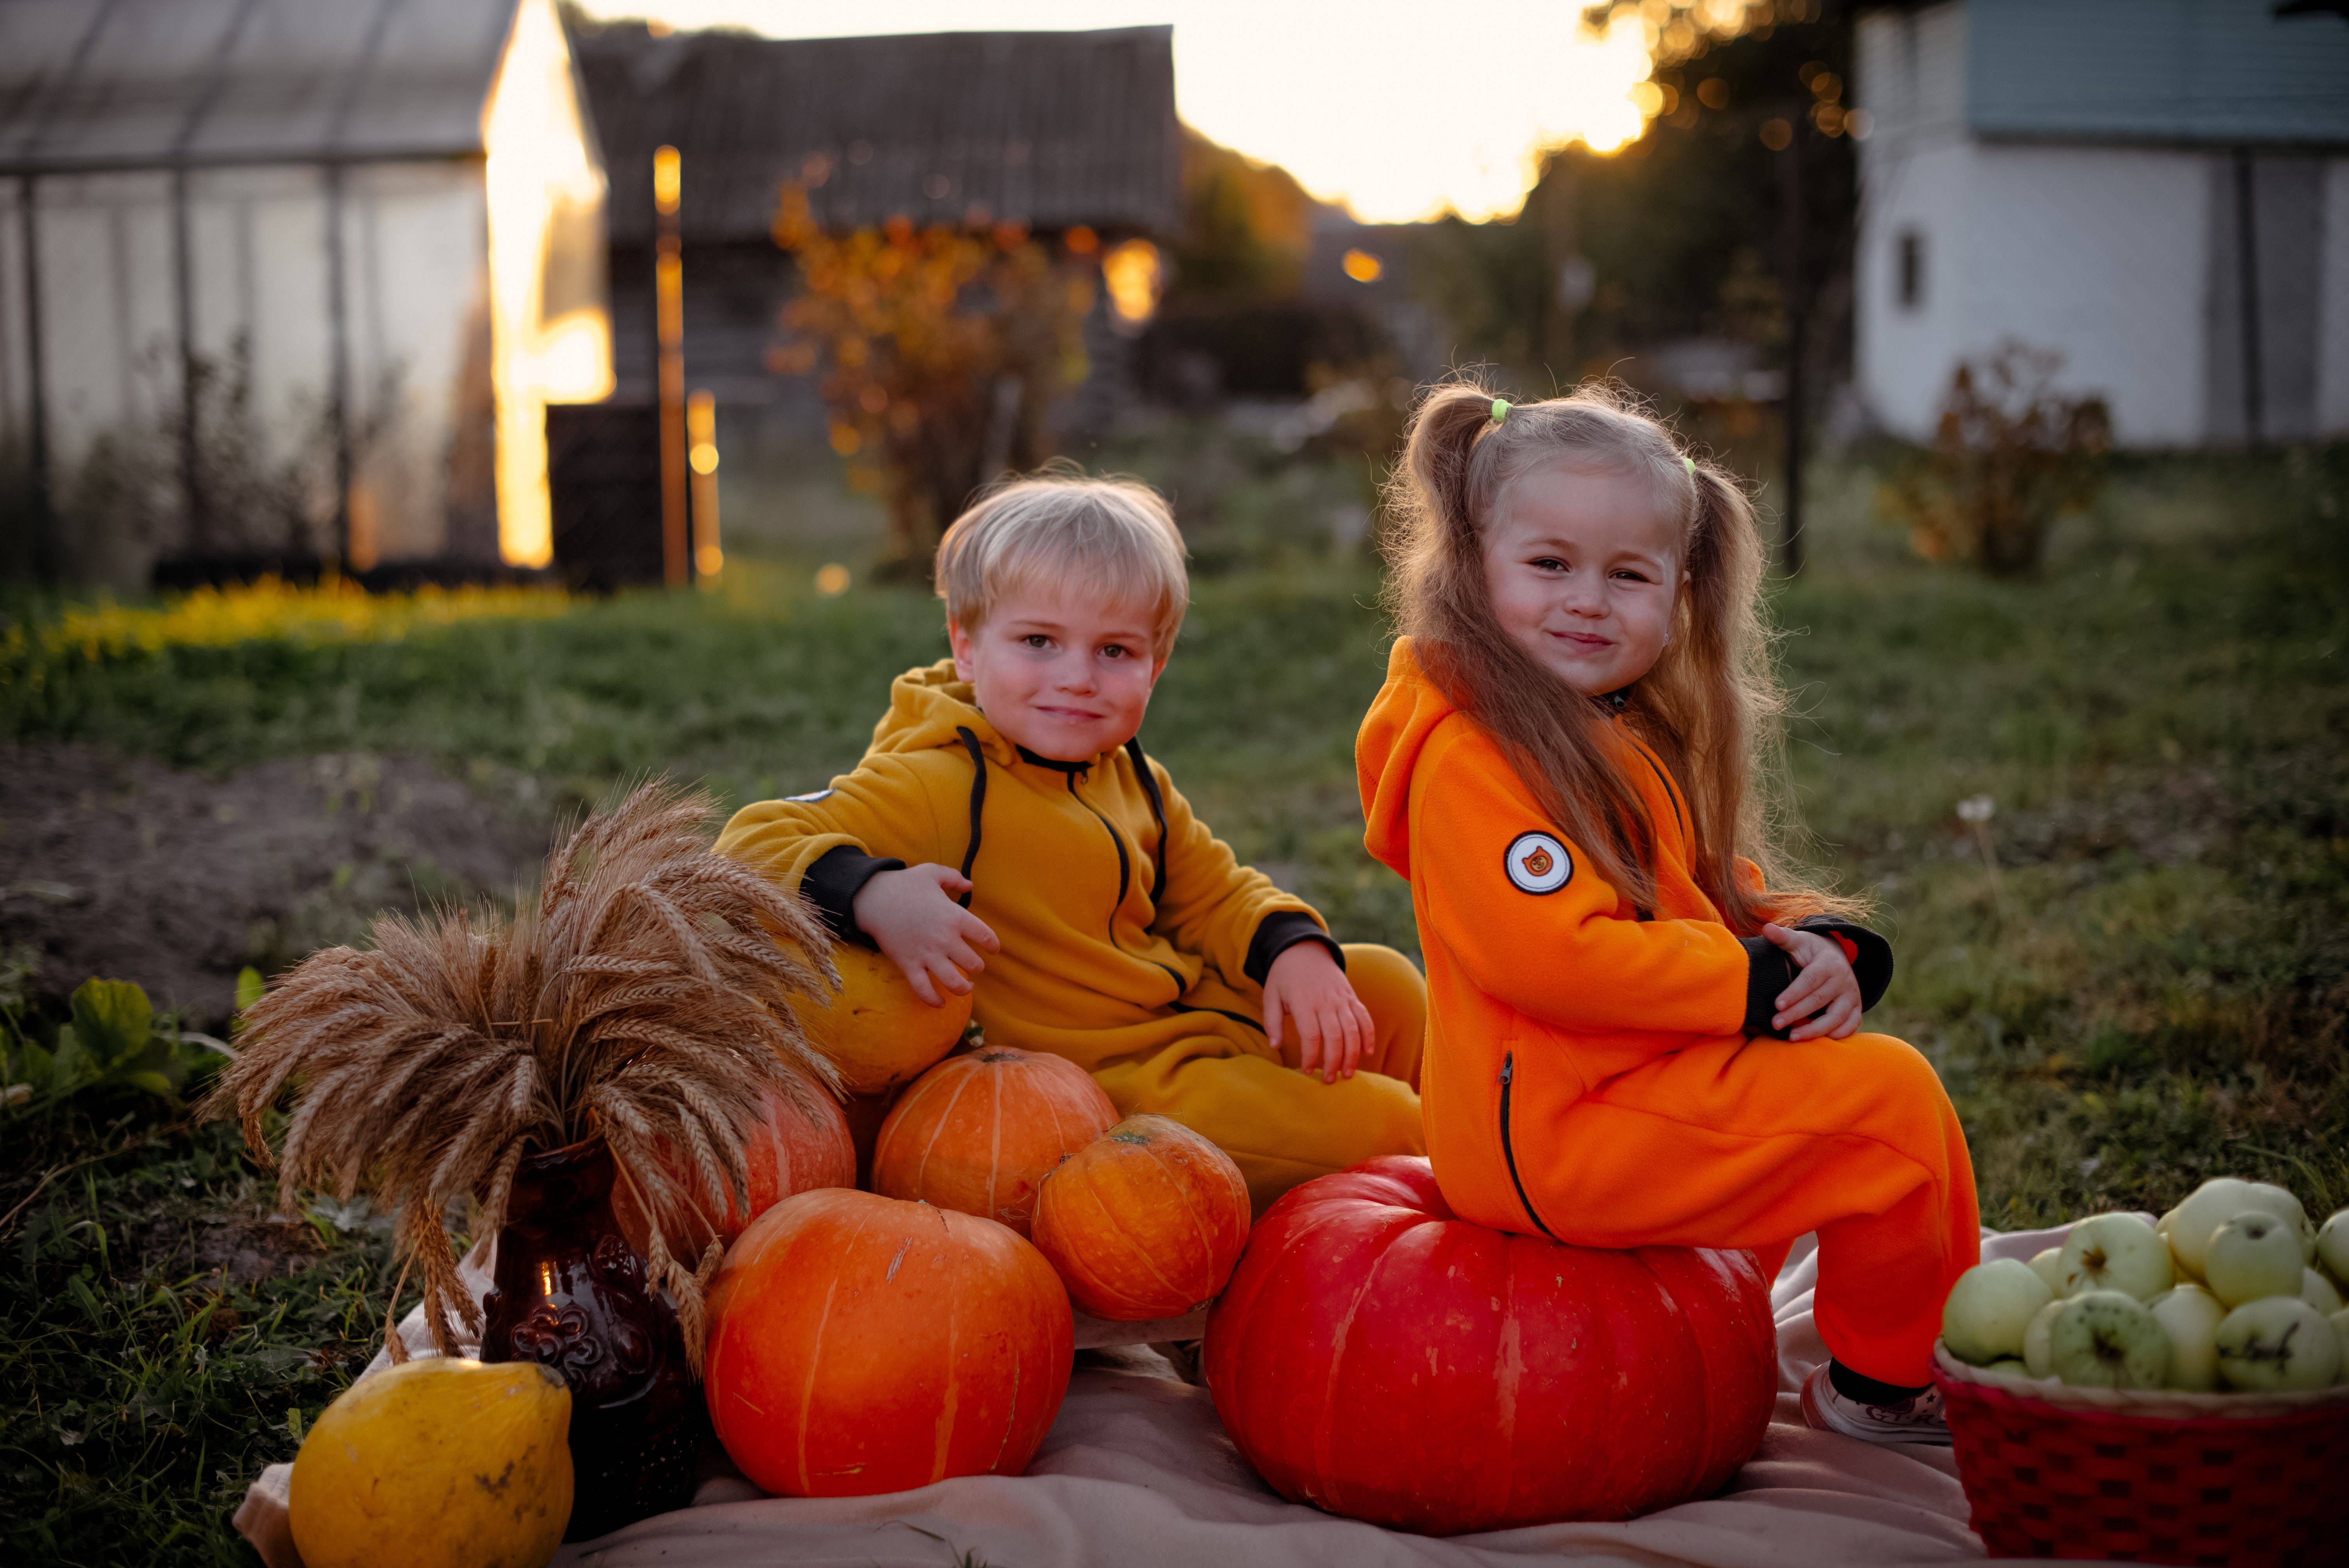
[[561, 20, 1179, 576], [0, 0, 613, 587], [1853, 0, 2349, 447]]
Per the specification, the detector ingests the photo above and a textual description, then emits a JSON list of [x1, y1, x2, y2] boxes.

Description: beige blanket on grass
[[237, 1225, 2080, 1567]]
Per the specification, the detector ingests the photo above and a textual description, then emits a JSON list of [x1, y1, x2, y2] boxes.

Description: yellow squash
[[791, 944, 971, 1095], [290, 1356, 572, 1568]]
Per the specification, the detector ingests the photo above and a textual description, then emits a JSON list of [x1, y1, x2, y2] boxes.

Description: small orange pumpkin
[[872, 1047, 1118, 1235], [1032, 1114, 1252, 1320]]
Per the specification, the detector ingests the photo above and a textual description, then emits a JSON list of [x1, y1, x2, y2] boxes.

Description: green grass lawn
[[4, 445, 2346, 1562]]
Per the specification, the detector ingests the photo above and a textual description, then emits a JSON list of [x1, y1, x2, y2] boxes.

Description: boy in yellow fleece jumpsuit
[[717, 476, 1426, 1209]]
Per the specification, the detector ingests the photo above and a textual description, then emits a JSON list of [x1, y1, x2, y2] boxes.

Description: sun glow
[[485, 0, 615, 570], [574, 2, 1670, 223]]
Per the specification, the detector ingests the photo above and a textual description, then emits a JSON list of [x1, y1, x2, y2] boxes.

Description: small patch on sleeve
[[784, 787, 836, 803], [1504, 832, 1572, 894]]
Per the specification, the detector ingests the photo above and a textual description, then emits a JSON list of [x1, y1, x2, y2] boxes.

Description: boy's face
[[949, 588, 1167, 762]]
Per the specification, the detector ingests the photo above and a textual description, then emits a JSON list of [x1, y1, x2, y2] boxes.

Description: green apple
[[2331, 1308, 2349, 1381], [1981, 1357, 2031, 1379], [2058, 1213, 2173, 1301], [2243, 1182, 2316, 1264], [2023, 1297, 2066, 1378], [2050, 1291, 2172, 1390], [2148, 1283, 2226, 1391], [2166, 1178, 2278, 1279], [2300, 1267, 2345, 1316], [2215, 1296, 2342, 1392], [2205, 1213, 2307, 1307], [1943, 1258, 2054, 1365], [2028, 1246, 2067, 1296], [2317, 1208, 2349, 1292]]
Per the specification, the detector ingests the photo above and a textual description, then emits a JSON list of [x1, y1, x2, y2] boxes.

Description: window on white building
[[1896, 230, 1925, 311]]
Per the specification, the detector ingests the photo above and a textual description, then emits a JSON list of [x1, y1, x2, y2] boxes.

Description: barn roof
[[573, 21, 1180, 246], [0, 0, 520, 176]]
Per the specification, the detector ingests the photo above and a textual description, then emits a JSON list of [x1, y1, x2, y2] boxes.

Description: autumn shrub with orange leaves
[[771, 185, 1098, 575], [1882, 341, 2113, 578]]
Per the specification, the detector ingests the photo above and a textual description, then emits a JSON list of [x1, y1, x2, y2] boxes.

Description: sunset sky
[[573, 1, 1663, 223]]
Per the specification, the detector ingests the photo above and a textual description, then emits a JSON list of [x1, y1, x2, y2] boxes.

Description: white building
[[0, 0, 611, 586], [1854, 0, 2349, 447]]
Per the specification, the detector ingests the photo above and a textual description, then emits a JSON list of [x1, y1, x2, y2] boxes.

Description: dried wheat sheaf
[[202, 780, 839, 1368]]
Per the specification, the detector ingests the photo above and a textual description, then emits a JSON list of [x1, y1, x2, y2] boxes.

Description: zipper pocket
[[1497, 1052, 1557, 1238]]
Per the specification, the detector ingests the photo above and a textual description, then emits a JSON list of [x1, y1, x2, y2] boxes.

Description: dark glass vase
[[479, 1136, 702, 1541]]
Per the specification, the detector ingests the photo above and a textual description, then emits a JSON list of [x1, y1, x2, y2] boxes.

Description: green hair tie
[[1682, 455, 1697, 477], [1490, 399, 1511, 423]]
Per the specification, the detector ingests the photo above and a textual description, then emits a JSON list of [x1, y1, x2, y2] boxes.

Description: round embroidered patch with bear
[[1504, 832, 1572, 894]]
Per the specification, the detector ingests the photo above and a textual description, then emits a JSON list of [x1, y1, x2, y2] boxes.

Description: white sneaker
[[1798, 1363, 1951, 1447]]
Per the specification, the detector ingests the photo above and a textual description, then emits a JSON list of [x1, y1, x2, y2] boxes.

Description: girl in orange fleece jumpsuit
[[1356, 383, 1978, 1440]]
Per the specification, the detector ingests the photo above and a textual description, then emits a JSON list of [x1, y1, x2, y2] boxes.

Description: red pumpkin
[[704, 1187, 1073, 1497], [1031, 1114, 1251, 1320], [613, 1073, 855, 1258], [872, 1047, 1119, 1235], [1205, 1156, 1777, 1535]]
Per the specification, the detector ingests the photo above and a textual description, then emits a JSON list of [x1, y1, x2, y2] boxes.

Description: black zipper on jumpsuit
[[1497, 1053, 1557, 1238]]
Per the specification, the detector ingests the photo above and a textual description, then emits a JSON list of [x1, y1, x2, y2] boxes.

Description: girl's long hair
[[1381, 378, 1860, 934]]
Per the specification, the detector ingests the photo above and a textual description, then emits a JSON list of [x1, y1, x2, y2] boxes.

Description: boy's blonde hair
[[934, 474, 1190, 652]]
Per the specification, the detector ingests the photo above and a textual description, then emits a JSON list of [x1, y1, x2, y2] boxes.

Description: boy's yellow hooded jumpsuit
[[718, 660, 1427, 1208]]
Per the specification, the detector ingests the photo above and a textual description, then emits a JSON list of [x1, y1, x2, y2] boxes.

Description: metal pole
[[173, 166, 206, 551], [1778, 117, 1807, 578], [19, 175, 53, 580], [654, 144, 688, 588], [2232, 146, 2263, 445], [325, 162, 353, 568]]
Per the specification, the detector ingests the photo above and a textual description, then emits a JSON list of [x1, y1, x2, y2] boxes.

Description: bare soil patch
[[0, 743, 551, 1026]]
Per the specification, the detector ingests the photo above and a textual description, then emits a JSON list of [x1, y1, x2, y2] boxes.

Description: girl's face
[[1483, 461, 1681, 696], [949, 587, 1167, 761]]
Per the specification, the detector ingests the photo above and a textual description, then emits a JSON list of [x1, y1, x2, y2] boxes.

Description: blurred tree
[[770, 188, 1095, 576], [1162, 128, 1317, 306], [1414, 1, 1857, 386]]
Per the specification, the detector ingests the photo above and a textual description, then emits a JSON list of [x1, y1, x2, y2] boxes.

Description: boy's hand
[[1762, 922, 1861, 1041], [852, 864, 1000, 1006], [1263, 942, 1373, 1083]]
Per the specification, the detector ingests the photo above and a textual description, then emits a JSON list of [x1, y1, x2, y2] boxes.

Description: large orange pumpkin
[[789, 944, 973, 1096], [1031, 1114, 1250, 1320], [612, 1073, 854, 1258], [703, 1187, 1073, 1497], [873, 1047, 1118, 1236]]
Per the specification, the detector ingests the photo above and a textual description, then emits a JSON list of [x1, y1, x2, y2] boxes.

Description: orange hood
[[1357, 639, 1458, 886]]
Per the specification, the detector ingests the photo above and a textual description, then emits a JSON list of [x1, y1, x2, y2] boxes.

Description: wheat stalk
[[202, 780, 839, 1368]]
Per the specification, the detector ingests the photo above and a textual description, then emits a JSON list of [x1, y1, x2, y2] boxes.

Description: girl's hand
[[1761, 922, 1862, 1041], [852, 864, 1001, 1005], [1263, 943, 1373, 1083]]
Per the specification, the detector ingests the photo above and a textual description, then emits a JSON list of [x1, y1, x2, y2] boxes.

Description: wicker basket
[[1933, 1345, 2349, 1565]]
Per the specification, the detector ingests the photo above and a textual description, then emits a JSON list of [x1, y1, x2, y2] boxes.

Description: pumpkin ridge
[[1085, 1160, 1188, 1304], [931, 1215, 962, 1484], [796, 1200, 868, 1497], [913, 1064, 981, 1197], [1312, 1213, 1415, 1516], [1160, 1144, 1222, 1286]]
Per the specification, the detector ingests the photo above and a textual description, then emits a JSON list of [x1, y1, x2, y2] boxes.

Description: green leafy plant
[[2, 972, 230, 1114]]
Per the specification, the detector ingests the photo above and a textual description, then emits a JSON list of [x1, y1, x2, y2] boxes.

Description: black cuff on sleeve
[[1792, 916, 1895, 1012], [802, 844, 906, 949], [1244, 911, 1344, 985], [1738, 937, 1799, 1039]]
